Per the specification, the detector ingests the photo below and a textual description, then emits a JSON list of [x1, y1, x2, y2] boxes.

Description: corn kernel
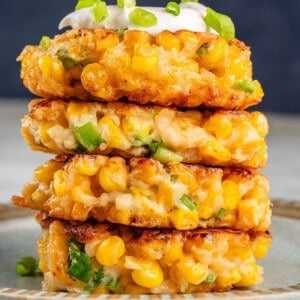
[[204, 115, 233, 140], [222, 180, 241, 211], [131, 159, 160, 185], [238, 198, 260, 228], [202, 140, 231, 164], [161, 242, 182, 266], [215, 269, 242, 288], [252, 236, 271, 259], [53, 169, 67, 197], [95, 236, 125, 266], [250, 111, 268, 138], [35, 161, 62, 184], [176, 255, 207, 285], [126, 257, 163, 288], [131, 54, 159, 73], [39, 122, 57, 148], [156, 183, 174, 211], [170, 209, 199, 230], [73, 156, 101, 176], [99, 157, 128, 192], [156, 31, 181, 51], [38, 55, 64, 82], [236, 263, 261, 286], [66, 101, 89, 119], [71, 202, 89, 221], [99, 115, 131, 150]]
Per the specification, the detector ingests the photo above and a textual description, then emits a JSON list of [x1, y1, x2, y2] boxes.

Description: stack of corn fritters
[[13, 1, 272, 295]]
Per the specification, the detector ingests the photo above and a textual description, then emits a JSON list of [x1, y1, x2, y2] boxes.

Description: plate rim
[[0, 200, 300, 299]]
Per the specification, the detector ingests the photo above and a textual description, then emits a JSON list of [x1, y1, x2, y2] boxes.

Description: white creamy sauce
[[59, 3, 218, 35]]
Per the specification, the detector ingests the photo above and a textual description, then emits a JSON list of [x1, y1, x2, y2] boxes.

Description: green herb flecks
[[196, 42, 210, 56], [234, 79, 255, 94], [205, 273, 214, 284], [39, 36, 51, 51], [215, 208, 226, 221], [180, 194, 197, 211], [16, 256, 38, 276]]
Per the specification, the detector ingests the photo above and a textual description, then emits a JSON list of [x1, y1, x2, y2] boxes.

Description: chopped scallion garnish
[[215, 208, 226, 221], [234, 79, 255, 94], [73, 122, 104, 152], [196, 42, 210, 56], [116, 27, 127, 37], [104, 277, 121, 291], [67, 239, 92, 283], [39, 35, 51, 51], [205, 273, 214, 284], [129, 8, 158, 28], [56, 48, 80, 70], [152, 146, 183, 163], [117, 0, 136, 8], [75, 0, 98, 10], [204, 7, 235, 40], [170, 174, 178, 183], [180, 194, 197, 211], [166, 2, 180, 16], [84, 266, 105, 292], [16, 256, 38, 276], [92, 1, 109, 23]]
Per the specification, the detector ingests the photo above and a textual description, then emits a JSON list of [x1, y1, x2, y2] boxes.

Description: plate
[[0, 201, 300, 299]]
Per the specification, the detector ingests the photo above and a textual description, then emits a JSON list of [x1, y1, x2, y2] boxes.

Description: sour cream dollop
[[59, 2, 218, 35]]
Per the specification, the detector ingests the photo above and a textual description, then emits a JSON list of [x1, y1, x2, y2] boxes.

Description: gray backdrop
[[1, 0, 299, 113]]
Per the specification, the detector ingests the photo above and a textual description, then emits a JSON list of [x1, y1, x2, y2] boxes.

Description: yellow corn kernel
[[197, 38, 229, 70], [95, 236, 125, 267], [35, 161, 62, 184], [66, 101, 89, 119], [99, 115, 131, 150], [38, 55, 64, 81], [222, 180, 241, 211], [37, 233, 48, 273], [169, 163, 198, 193], [202, 140, 231, 164], [71, 202, 89, 221], [176, 59, 199, 73], [178, 31, 199, 52], [96, 32, 119, 52], [252, 80, 264, 100], [131, 159, 160, 185], [170, 209, 199, 230], [176, 255, 208, 285], [107, 207, 131, 225], [156, 31, 181, 51], [73, 156, 101, 176], [53, 169, 67, 197], [252, 236, 271, 259], [81, 63, 112, 99], [204, 115, 233, 140], [236, 263, 261, 286], [39, 121, 57, 148], [126, 257, 164, 289], [156, 184, 173, 211], [215, 269, 242, 288], [99, 157, 128, 192], [161, 242, 183, 266], [123, 30, 152, 52], [131, 54, 158, 73], [121, 113, 152, 139]]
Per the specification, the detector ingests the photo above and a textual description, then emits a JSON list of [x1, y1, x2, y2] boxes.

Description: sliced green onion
[[67, 239, 92, 283], [16, 256, 38, 276], [117, 0, 136, 8], [166, 2, 180, 16], [181, 0, 199, 2], [196, 42, 210, 56], [104, 277, 120, 291], [152, 146, 183, 163], [73, 122, 104, 152], [170, 174, 178, 183], [205, 273, 214, 284], [39, 35, 51, 51], [180, 194, 197, 211], [148, 140, 163, 155], [92, 1, 109, 23], [204, 7, 235, 40], [75, 0, 97, 10], [234, 79, 255, 94], [84, 266, 105, 292], [56, 48, 80, 70], [129, 8, 158, 28], [116, 27, 127, 37], [215, 208, 226, 221]]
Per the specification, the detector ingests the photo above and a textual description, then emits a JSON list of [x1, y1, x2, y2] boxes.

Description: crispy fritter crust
[[22, 99, 268, 168], [17, 29, 263, 109], [12, 155, 271, 231], [36, 216, 272, 294]]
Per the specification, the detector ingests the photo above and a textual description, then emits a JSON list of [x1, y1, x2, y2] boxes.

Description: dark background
[[1, 0, 299, 113]]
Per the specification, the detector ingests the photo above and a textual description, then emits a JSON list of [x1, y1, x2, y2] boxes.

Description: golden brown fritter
[[17, 29, 263, 109], [13, 155, 271, 231], [36, 216, 272, 294], [22, 99, 268, 168]]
